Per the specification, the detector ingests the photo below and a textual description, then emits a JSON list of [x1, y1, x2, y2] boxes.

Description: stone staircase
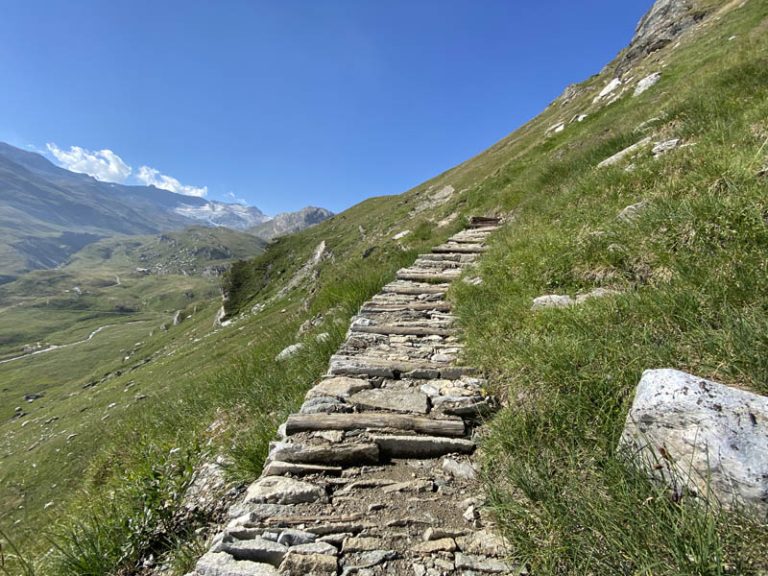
[[190, 218, 519, 576]]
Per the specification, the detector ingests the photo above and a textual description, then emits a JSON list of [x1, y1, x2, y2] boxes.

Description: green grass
[[451, 3, 768, 573], [3, 2, 768, 575]]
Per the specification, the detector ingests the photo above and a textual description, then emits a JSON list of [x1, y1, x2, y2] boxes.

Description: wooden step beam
[[285, 413, 466, 437], [350, 324, 456, 337]]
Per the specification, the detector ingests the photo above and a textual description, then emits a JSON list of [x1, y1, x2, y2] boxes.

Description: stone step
[[432, 244, 487, 254], [396, 270, 462, 283], [468, 216, 502, 228]]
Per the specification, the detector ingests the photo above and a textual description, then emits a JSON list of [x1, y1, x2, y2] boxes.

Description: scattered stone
[[620, 368, 768, 516], [342, 537, 385, 553], [456, 530, 508, 556], [412, 538, 457, 554], [393, 230, 411, 240], [381, 479, 434, 494], [24, 393, 44, 402], [300, 396, 352, 415], [634, 72, 662, 96], [276, 343, 304, 361], [618, 200, 648, 222], [455, 553, 511, 573], [442, 457, 477, 480], [245, 477, 326, 505], [598, 137, 653, 168], [652, 138, 681, 157], [276, 529, 316, 547], [593, 77, 622, 104], [574, 287, 621, 304], [546, 122, 566, 137], [531, 294, 575, 310], [345, 550, 398, 569]]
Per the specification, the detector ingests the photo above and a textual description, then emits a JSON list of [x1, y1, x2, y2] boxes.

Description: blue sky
[[0, 1, 652, 214]]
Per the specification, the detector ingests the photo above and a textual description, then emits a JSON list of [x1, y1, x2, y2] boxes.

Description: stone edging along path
[[188, 217, 521, 576]]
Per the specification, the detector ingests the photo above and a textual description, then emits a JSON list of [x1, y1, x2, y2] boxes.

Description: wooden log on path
[[350, 324, 456, 337], [371, 435, 475, 458], [285, 413, 466, 437]]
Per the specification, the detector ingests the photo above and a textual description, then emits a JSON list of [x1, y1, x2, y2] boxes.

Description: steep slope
[[2, 1, 767, 575]]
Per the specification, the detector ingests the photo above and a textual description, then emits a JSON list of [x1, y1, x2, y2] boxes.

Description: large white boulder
[[620, 369, 768, 517]]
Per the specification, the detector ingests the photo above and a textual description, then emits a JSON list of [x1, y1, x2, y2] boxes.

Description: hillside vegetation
[[2, 1, 767, 575]]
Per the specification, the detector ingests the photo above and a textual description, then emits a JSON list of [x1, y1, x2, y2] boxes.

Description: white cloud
[[46, 143, 132, 183], [136, 165, 208, 198]]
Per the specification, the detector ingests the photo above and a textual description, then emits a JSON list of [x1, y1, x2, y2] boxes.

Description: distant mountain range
[[0, 142, 332, 280]]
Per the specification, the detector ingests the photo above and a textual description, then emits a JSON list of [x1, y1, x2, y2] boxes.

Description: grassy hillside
[[2, 1, 767, 575]]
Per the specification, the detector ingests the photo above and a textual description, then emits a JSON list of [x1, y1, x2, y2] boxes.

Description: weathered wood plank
[[285, 413, 466, 437], [271, 442, 380, 466], [432, 245, 487, 254], [371, 435, 476, 458], [396, 271, 462, 283], [262, 461, 343, 477], [360, 302, 452, 313], [350, 324, 456, 337], [381, 284, 448, 295]]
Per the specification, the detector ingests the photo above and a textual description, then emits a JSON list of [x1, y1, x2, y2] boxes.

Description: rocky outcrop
[[620, 369, 768, 517], [616, 0, 707, 75]]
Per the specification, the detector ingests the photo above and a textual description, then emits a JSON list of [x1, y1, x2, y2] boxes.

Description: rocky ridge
[[189, 218, 518, 576]]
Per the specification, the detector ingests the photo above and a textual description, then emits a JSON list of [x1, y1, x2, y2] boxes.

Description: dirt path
[[0, 325, 114, 366]]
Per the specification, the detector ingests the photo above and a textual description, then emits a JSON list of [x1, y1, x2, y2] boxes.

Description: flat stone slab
[[270, 442, 381, 467], [245, 477, 327, 505], [196, 552, 279, 576], [348, 388, 430, 414], [620, 368, 768, 516], [305, 376, 372, 399], [220, 536, 287, 566]]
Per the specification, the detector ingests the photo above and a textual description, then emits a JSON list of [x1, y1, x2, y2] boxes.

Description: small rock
[[277, 529, 316, 547], [652, 138, 681, 157], [546, 122, 566, 137], [634, 72, 661, 96], [463, 505, 479, 523], [598, 137, 653, 168], [393, 230, 411, 240], [442, 457, 477, 480], [245, 477, 326, 505], [24, 393, 44, 402], [276, 343, 304, 361], [531, 294, 575, 310], [412, 538, 457, 554], [345, 550, 398, 569], [342, 537, 385, 553], [455, 553, 511, 573], [574, 287, 621, 304], [618, 201, 648, 223], [593, 77, 622, 104]]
